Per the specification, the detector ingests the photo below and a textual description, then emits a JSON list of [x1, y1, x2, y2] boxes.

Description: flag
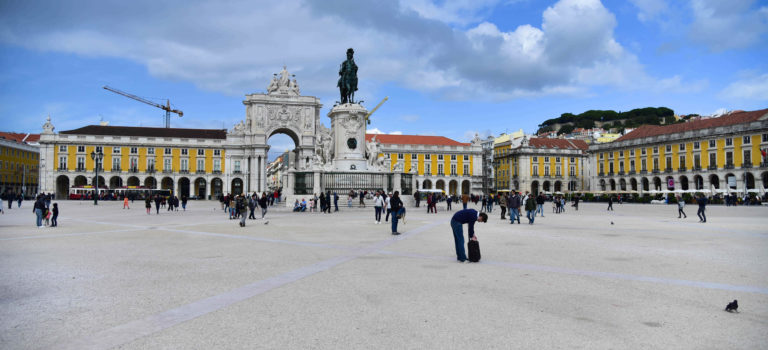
[[762, 148, 767, 158]]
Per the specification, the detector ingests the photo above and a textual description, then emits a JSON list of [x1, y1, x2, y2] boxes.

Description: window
[[450, 164, 456, 174], [666, 145, 671, 152], [726, 151, 733, 165], [147, 148, 154, 155], [411, 154, 417, 159], [709, 153, 717, 167], [59, 145, 67, 152], [213, 159, 221, 171], [181, 148, 188, 156], [395, 153, 402, 159], [709, 140, 716, 148], [608, 163, 613, 173], [556, 157, 561, 163], [180, 159, 189, 171], [653, 147, 658, 154], [533, 157, 538, 162], [77, 146, 85, 153], [544, 157, 549, 162], [197, 149, 204, 156], [544, 166, 550, 176], [763, 134, 768, 142], [679, 155, 686, 168], [214, 149, 221, 156], [570, 157, 575, 163], [165, 148, 172, 155], [451, 155, 456, 161], [533, 165, 539, 175], [77, 157, 85, 170], [197, 159, 205, 172], [665, 156, 671, 169], [113, 157, 121, 170], [599, 153, 604, 160], [630, 149, 635, 156], [425, 163, 431, 174], [425, 154, 431, 160], [653, 158, 659, 170], [234, 160, 241, 172], [113, 147, 121, 154], [147, 158, 155, 171], [130, 157, 138, 171], [570, 166, 575, 176], [58, 156, 67, 169], [641, 148, 647, 155], [630, 159, 635, 170], [694, 141, 700, 150], [619, 161, 624, 172], [463, 164, 469, 175], [679, 143, 685, 151], [556, 166, 561, 176], [130, 147, 138, 154], [743, 150, 751, 165], [437, 163, 444, 174], [741, 136, 750, 145], [438, 154, 443, 160], [464, 155, 468, 161], [725, 138, 733, 146], [694, 154, 701, 168], [164, 158, 172, 171]]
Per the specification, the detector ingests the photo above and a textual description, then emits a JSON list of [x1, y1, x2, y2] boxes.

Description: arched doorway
[[599, 179, 606, 191], [74, 175, 87, 187], [461, 180, 470, 194], [513, 180, 519, 190], [194, 178, 207, 199], [178, 177, 190, 198], [694, 175, 704, 190], [567, 180, 577, 191], [56, 175, 70, 199], [144, 176, 157, 189], [619, 179, 626, 191], [127, 176, 140, 187], [267, 128, 302, 192], [91, 175, 105, 187], [761, 172, 768, 189], [745, 172, 755, 190], [449, 180, 458, 195], [531, 180, 539, 195], [725, 173, 736, 190], [109, 176, 123, 189], [162, 177, 174, 192], [423, 179, 432, 189], [211, 178, 223, 198], [435, 179, 445, 191], [679, 176, 689, 191], [231, 178, 243, 195], [554, 181, 562, 192], [653, 177, 661, 191], [609, 179, 616, 191], [630, 178, 638, 191], [666, 176, 675, 190], [642, 178, 649, 192], [542, 181, 551, 192], [709, 174, 720, 189]]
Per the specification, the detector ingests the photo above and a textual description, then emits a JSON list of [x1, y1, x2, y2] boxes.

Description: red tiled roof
[[0, 131, 41, 143], [60, 125, 227, 139], [616, 108, 768, 142], [365, 134, 470, 146], [528, 138, 588, 150]]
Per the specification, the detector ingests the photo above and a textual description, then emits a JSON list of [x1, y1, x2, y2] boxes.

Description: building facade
[[588, 108, 768, 196], [1, 132, 40, 196], [365, 134, 483, 195], [494, 135, 588, 195]]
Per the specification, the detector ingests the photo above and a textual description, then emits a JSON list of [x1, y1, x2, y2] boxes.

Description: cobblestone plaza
[[1, 201, 766, 349]]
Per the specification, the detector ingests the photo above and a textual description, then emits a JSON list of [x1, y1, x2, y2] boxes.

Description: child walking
[[51, 203, 59, 227], [123, 196, 130, 209]]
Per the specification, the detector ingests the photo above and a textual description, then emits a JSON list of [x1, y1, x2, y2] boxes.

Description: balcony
[[761, 162, 768, 168], [628, 170, 636, 175], [640, 170, 647, 174], [608, 171, 614, 176], [618, 171, 625, 176], [213, 170, 222, 174], [678, 166, 686, 171], [598, 172, 605, 177], [532, 174, 539, 178], [725, 163, 734, 170], [196, 170, 206, 174], [76, 166, 86, 172], [707, 165, 717, 170], [652, 168, 660, 174], [163, 169, 174, 174], [742, 163, 752, 169], [233, 170, 242, 174], [664, 167, 673, 173], [179, 170, 190, 174], [129, 168, 139, 173], [693, 166, 702, 171]]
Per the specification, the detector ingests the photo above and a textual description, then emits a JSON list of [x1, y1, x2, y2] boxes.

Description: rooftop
[[615, 108, 768, 142], [0, 131, 41, 144], [60, 125, 227, 140], [528, 138, 589, 150], [365, 134, 470, 146]]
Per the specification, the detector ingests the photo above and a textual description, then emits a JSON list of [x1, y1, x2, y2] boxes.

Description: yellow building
[[365, 134, 483, 195], [0, 132, 40, 197], [494, 134, 588, 194], [589, 108, 768, 196]]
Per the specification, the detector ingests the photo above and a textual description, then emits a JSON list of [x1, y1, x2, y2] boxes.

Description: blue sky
[[1, 0, 766, 158]]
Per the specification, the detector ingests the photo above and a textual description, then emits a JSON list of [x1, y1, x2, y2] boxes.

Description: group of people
[[219, 192, 271, 226], [3, 191, 30, 210], [142, 194, 188, 214], [372, 190, 405, 234], [293, 191, 339, 213], [31, 194, 58, 228]]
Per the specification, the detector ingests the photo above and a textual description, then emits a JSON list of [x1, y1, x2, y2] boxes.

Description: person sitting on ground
[[293, 199, 301, 212], [300, 198, 307, 212]]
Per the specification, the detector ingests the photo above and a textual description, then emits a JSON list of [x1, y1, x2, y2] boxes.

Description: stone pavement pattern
[[1, 200, 767, 349]]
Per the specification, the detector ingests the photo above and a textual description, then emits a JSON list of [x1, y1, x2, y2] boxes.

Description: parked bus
[[68, 186, 110, 200], [113, 186, 171, 200]]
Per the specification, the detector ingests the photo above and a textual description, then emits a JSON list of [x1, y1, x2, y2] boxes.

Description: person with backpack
[[450, 209, 487, 262], [525, 192, 537, 224], [389, 191, 404, 235], [696, 194, 707, 223]]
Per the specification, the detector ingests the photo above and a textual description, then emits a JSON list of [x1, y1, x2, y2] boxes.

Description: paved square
[[1, 200, 767, 349]]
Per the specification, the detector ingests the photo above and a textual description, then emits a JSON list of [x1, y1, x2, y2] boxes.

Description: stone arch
[[144, 176, 157, 189], [423, 179, 433, 189], [709, 174, 720, 189], [231, 178, 244, 195], [679, 175, 689, 191], [619, 178, 626, 191], [609, 179, 616, 191], [161, 177, 174, 192], [435, 179, 445, 191], [665, 176, 675, 190], [630, 178, 638, 191], [194, 177, 207, 198], [127, 176, 140, 187], [461, 180, 470, 194], [109, 176, 123, 189], [642, 177, 649, 192], [211, 177, 223, 198], [599, 179, 606, 191], [74, 175, 88, 187], [178, 177, 190, 198], [745, 172, 755, 190], [92, 175, 106, 188], [652, 176, 662, 191], [725, 173, 736, 190], [531, 180, 539, 195], [554, 180, 562, 192], [56, 175, 70, 199], [761, 171, 768, 189], [693, 175, 704, 190], [449, 180, 458, 195], [542, 180, 551, 192]]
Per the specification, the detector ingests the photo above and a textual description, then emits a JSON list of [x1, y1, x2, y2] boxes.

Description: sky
[[1, 0, 767, 159]]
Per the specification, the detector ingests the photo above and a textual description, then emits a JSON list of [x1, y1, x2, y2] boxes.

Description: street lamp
[[90, 150, 104, 205]]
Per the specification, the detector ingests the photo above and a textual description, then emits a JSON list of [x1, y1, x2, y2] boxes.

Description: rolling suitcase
[[467, 240, 481, 262]]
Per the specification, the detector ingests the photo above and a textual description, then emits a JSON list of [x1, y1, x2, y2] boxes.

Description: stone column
[[285, 171, 295, 197], [393, 173, 402, 193], [328, 103, 369, 171], [313, 171, 321, 195]]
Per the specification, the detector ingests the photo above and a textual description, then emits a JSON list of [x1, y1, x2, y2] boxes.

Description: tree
[[558, 124, 575, 135]]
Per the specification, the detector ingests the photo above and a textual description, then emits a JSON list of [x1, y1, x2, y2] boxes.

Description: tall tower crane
[[103, 86, 183, 128]]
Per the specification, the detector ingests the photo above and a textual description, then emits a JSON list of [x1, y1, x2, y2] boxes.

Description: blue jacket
[[452, 209, 479, 238]]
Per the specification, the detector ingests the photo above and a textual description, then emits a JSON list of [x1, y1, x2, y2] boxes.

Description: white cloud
[[389, 131, 403, 135], [629, 0, 669, 21], [719, 73, 768, 100], [366, 128, 384, 134], [689, 0, 768, 52], [400, 114, 420, 122]]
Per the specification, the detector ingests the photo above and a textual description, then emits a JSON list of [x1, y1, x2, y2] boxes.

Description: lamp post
[[90, 150, 104, 205]]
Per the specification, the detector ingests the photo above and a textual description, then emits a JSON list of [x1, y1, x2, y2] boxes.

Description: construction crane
[[364, 96, 388, 125], [103, 86, 183, 128]]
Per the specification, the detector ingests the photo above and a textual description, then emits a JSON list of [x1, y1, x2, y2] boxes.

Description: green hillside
[[537, 107, 675, 134]]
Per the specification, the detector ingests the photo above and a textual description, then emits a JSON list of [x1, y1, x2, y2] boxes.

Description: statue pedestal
[[328, 103, 368, 171]]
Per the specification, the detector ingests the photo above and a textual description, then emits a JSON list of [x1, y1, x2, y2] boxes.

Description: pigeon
[[610, 221, 614, 225], [264, 221, 269, 225], [725, 300, 738, 313]]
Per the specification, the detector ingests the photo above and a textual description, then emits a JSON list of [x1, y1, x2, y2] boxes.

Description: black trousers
[[697, 208, 706, 222], [678, 208, 686, 218], [249, 207, 256, 219], [500, 206, 506, 219]]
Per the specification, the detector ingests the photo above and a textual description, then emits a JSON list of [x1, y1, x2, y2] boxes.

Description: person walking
[[607, 195, 614, 211], [51, 203, 59, 227], [384, 193, 392, 222], [390, 191, 404, 235], [333, 192, 339, 212], [123, 196, 130, 209], [33, 195, 45, 228], [414, 190, 421, 208], [525, 192, 536, 224], [677, 196, 687, 218], [145, 196, 152, 215], [461, 193, 469, 210], [446, 194, 452, 210], [536, 193, 545, 217], [508, 192, 521, 224], [17, 193, 23, 208], [238, 195, 247, 227], [154, 195, 161, 214], [181, 195, 188, 211], [426, 194, 434, 213], [499, 193, 507, 220], [359, 190, 366, 208], [450, 209, 487, 262], [696, 194, 707, 223], [572, 195, 580, 211], [248, 195, 257, 219], [374, 191, 384, 224], [259, 192, 269, 220]]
